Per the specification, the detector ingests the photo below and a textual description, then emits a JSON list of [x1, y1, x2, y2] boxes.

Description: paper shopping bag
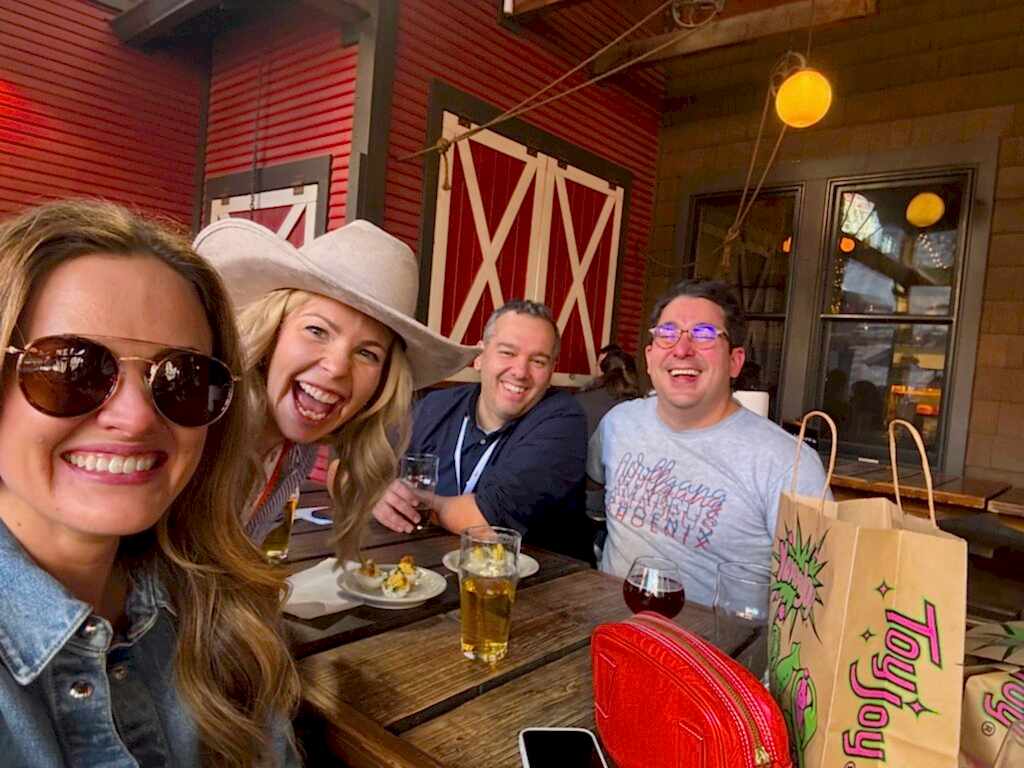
[[768, 414, 967, 768], [959, 621, 1024, 767]]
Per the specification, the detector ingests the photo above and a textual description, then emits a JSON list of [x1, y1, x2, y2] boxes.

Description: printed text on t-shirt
[[608, 452, 727, 549]]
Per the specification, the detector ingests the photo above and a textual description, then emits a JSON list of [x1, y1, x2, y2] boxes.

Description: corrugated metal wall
[[0, 0, 205, 221], [204, 5, 358, 231], [385, 0, 662, 351]]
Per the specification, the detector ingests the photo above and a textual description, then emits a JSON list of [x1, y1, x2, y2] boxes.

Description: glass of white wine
[[261, 487, 301, 564]]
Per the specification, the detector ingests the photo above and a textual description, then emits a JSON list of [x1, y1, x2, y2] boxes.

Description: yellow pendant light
[[774, 68, 832, 128], [905, 192, 945, 228]]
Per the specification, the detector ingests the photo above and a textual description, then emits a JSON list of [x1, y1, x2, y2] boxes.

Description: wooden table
[[286, 498, 757, 767]]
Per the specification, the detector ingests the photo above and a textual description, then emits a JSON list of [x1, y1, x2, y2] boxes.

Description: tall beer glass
[[261, 487, 301, 563], [459, 525, 521, 663]]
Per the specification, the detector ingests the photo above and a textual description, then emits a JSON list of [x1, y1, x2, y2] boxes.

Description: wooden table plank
[[831, 472, 1009, 510], [402, 648, 595, 768], [285, 542, 590, 658], [299, 570, 741, 735], [990, 486, 1024, 519]]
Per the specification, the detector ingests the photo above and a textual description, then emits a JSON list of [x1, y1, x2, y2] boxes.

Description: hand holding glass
[[400, 453, 438, 530], [622, 556, 685, 619], [459, 525, 521, 663]]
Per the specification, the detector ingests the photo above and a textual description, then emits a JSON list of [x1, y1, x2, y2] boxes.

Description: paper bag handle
[[888, 419, 937, 527], [790, 410, 837, 500]]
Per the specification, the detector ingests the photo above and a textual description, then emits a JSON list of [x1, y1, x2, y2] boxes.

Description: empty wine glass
[[622, 556, 685, 619], [714, 561, 771, 682]]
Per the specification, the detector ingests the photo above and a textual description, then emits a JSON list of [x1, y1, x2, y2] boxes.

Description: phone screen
[[520, 729, 606, 768]]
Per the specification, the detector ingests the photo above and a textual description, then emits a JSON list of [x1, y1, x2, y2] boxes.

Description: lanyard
[[454, 416, 500, 495]]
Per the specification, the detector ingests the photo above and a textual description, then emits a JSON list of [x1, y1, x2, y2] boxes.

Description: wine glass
[[994, 718, 1024, 768], [714, 561, 771, 682], [400, 453, 438, 530], [622, 556, 685, 619]]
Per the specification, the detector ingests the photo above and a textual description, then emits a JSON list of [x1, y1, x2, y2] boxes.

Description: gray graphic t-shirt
[[588, 397, 831, 606]]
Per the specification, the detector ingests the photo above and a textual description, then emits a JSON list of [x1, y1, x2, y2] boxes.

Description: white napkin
[[284, 558, 362, 619], [294, 506, 332, 525]]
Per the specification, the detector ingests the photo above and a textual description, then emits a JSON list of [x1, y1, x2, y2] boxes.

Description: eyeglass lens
[[653, 323, 720, 348], [16, 336, 233, 427]]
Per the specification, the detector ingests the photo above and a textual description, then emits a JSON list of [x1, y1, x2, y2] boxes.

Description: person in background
[[597, 342, 623, 367], [575, 347, 642, 437], [194, 219, 476, 558], [371, 300, 591, 560], [0, 200, 299, 767], [588, 279, 830, 605]]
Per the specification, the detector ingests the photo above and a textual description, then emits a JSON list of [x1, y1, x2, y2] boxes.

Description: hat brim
[[194, 219, 478, 389]]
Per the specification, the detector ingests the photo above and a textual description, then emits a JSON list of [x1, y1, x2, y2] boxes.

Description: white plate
[[441, 550, 540, 579], [339, 565, 448, 610]]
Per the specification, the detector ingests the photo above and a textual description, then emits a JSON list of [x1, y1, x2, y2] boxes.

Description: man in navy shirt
[[372, 300, 590, 560]]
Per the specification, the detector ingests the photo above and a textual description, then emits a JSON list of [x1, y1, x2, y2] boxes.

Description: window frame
[[672, 140, 997, 474], [683, 186, 804, 419]]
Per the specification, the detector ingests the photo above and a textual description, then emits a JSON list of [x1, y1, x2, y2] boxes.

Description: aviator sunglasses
[[4, 334, 238, 428]]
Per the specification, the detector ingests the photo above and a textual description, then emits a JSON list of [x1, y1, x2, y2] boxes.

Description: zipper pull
[[754, 745, 771, 766]]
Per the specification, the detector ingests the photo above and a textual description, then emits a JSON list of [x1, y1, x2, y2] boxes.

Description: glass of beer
[[622, 556, 685, 618], [400, 452, 438, 530], [458, 525, 521, 663], [261, 487, 301, 564]]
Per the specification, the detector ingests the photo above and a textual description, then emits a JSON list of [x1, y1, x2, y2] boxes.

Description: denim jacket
[[0, 520, 300, 767]]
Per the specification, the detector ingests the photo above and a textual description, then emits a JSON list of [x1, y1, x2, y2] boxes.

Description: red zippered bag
[[591, 611, 792, 768]]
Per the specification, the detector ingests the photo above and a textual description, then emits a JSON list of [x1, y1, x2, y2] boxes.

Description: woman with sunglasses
[[0, 200, 299, 767], [194, 219, 476, 557]]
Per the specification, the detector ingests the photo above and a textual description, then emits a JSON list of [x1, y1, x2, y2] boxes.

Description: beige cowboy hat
[[193, 218, 477, 389]]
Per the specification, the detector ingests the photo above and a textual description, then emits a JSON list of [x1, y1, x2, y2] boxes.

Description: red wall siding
[[386, 0, 662, 351], [0, 0, 205, 222], [205, 5, 358, 231]]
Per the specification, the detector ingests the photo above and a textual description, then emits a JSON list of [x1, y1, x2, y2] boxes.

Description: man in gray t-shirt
[[587, 280, 830, 606]]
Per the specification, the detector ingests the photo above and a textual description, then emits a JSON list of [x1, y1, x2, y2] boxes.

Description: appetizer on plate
[[352, 558, 386, 590], [381, 567, 412, 598]]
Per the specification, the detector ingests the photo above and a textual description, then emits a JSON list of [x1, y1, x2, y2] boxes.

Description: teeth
[[670, 368, 701, 377], [296, 403, 328, 422], [65, 452, 158, 474], [501, 382, 526, 394], [298, 381, 340, 404]]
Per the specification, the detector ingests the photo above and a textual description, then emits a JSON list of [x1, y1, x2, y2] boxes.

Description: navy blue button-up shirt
[[409, 384, 590, 560]]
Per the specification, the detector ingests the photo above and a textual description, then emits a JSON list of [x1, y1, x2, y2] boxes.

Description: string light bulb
[[839, 236, 856, 253], [906, 192, 945, 228], [774, 66, 832, 128]]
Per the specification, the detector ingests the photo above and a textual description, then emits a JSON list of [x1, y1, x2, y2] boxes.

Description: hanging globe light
[[774, 67, 832, 128], [905, 192, 945, 228]]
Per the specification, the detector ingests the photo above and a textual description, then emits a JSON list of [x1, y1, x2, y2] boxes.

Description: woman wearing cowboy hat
[[194, 218, 476, 557]]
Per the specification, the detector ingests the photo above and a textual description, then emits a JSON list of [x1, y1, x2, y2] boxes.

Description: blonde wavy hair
[[237, 289, 413, 561], [0, 200, 299, 767]]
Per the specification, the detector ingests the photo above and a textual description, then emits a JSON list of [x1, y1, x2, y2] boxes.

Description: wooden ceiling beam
[[502, 0, 592, 21], [591, 0, 877, 75], [112, 0, 370, 46]]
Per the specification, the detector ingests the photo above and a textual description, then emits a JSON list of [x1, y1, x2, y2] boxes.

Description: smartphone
[[518, 727, 609, 768]]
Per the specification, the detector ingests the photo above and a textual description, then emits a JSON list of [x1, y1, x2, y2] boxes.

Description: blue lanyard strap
[[454, 416, 501, 495]]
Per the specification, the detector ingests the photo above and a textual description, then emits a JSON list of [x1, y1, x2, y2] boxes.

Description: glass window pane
[[819, 322, 949, 455], [825, 176, 966, 316], [734, 320, 785, 419], [691, 192, 794, 314]]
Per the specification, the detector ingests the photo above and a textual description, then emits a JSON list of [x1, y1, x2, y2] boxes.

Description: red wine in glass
[[623, 556, 685, 619]]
